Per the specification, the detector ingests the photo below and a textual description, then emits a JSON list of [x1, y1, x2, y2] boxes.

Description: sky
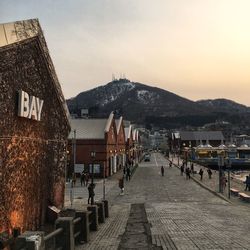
[[1, 0, 250, 105]]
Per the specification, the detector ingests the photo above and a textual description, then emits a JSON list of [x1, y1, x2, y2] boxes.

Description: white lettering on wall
[[18, 90, 44, 121]]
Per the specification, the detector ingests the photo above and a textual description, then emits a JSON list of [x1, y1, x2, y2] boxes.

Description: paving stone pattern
[[118, 203, 162, 250], [73, 153, 250, 249], [77, 204, 130, 250]]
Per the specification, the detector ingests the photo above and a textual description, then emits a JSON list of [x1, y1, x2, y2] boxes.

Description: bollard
[[102, 200, 109, 218], [15, 231, 45, 250], [87, 205, 98, 231], [95, 202, 105, 223], [55, 217, 74, 250], [75, 210, 90, 243]]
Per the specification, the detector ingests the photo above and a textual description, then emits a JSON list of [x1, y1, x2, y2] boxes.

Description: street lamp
[[90, 151, 96, 205], [227, 158, 232, 199], [218, 155, 224, 193]]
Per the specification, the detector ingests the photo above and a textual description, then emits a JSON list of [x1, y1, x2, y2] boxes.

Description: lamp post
[[227, 158, 232, 199], [218, 155, 224, 193], [90, 151, 96, 205], [70, 129, 76, 207], [103, 162, 106, 200]]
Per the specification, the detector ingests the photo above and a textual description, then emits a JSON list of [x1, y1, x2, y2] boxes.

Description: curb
[[167, 157, 232, 204], [189, 175, 232, 204]]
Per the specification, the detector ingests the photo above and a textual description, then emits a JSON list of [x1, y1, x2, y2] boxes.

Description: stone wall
[[0, 37, 70, 233]]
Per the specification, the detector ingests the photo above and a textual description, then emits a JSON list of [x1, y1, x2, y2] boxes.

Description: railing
[[1, 200, 109, 250]]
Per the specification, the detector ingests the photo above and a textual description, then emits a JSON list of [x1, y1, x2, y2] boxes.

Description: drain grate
[[118, 203, 162, 250]]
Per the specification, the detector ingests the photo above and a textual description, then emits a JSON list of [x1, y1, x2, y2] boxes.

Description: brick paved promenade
[[66, 153, 250, 249], [170, 155, 250, 206]]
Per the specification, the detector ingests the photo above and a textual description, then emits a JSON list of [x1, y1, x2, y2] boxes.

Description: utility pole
[[70, 129, 76, 207], [227, 158, 231, 199]]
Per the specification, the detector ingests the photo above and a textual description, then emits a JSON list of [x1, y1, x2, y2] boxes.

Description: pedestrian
[[123, 167, 126, 177], [85, 173, 89, 186], [207, 169, 212, 179], [169, 161, 172, 168], [247, 174, 250, 191], [245, 174, 250, 191], [191, 163, 194, 176], [87, 183, 95, 204], [161, 166, 164, 176], [244, 175, 248, 190], [80, 171, 86, 186], [221, 175, 227, 193], [199, 168, 203, 181], [180, 164, 184, 176], [186, 167, 191, 179], [72, 172, 76, 187], [126, 167, 131, 181], [119, 177, 124, 195]]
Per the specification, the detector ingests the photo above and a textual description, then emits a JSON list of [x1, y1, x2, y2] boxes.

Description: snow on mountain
[[137, 90, 160, 104], [91, 80, 136, 106]]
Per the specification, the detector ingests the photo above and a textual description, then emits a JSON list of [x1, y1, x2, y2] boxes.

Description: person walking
[[199, 168, 204, 181], [245, 174, 250, 191], [207, 169, 212, 179], [72, 172, 76, 187], [119, 177, 124, 195], [244, 175, 248, 191], [191, 163, 194, 176], [123, 166, 126, 177], [221, 175, 227, 193], [169, 161, 172, 168], [161, 166, 165, 176], [87, 183, 95, 204], [126, 167, 131, 181], [186, 167, 191, 179], [85, 173, 89, 186], [80, 171, 86, 186], [180, 164, 184, 176]]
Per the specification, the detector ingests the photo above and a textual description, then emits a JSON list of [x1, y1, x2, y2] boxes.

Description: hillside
[[67, 79, 250, 129]]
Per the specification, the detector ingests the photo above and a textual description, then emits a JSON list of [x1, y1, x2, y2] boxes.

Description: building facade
[[0, 19, 70, 233], [68, 112, 121, 178]]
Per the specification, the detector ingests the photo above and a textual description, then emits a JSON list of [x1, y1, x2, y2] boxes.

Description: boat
[[190, 144, 250, 170]]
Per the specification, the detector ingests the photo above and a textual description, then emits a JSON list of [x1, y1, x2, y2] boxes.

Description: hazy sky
[[1, 0, 250, 105]]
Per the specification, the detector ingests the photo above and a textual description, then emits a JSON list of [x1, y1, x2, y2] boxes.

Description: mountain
[[196, 99, 250, 113], [67, 79, 250, 129]]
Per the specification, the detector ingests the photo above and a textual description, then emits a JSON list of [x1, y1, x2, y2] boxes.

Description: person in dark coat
[[186, 167, 191, 179], [199, 168, 204, 181], [161, 166, 165, 176], [80, 171, 86, 186], [87, 183, 95, 204], [191, 163, 194, 176], [126, 167, 131, 181], [245, 174, 250, 191], [207, 169, 212, 179], [180, 164, 184, 176], [119, 177, 124, 194]]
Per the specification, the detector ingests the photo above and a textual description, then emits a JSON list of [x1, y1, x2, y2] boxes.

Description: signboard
[[89, 164, 101, 174], [18, 90, 44, 121], [74, 164, 84, 173]]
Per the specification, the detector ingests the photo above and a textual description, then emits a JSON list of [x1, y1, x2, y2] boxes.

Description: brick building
[[125, 124, 134, 163], [69, 112, 122, 177], [0, 19, 70, 233], [115, 117, 126, 170]]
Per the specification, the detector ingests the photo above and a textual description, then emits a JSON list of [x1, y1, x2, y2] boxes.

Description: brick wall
[[0, 37, 70, 233]]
